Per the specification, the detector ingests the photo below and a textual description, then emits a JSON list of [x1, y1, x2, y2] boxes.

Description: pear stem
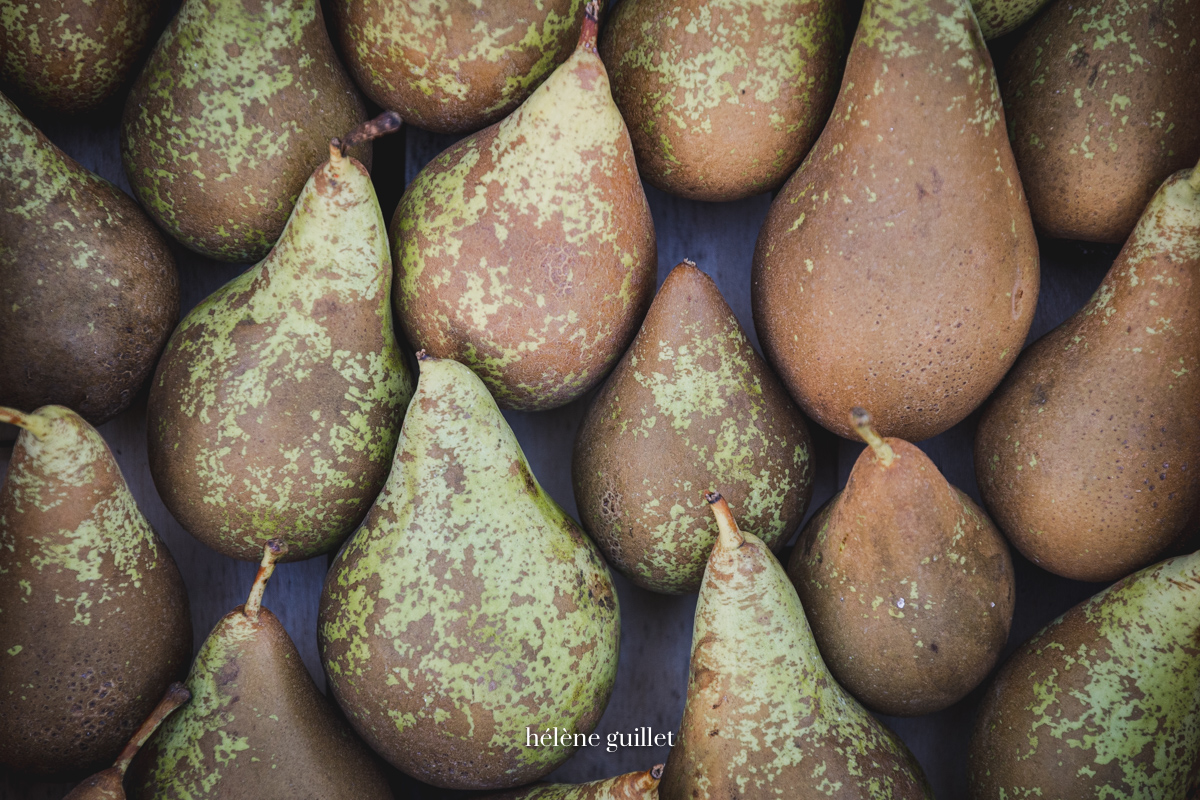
[[244, 539, 287, 621], [0, 407, 51, 439], [580, 1, 600, 53], [643, 764, 665, 788], [705, 492, 745, 550], [111, 682, 190, 776], [333, 111, 404, 158], [1189, 155, 1200, 192], [850, 407, 895, 467]]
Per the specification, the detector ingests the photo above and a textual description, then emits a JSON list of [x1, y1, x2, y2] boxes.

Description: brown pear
[[0, 406, 191, 777], [788, 409, 1015, 716], [484, 766, 664, 800], [573, 260, 813, 594], [64, 683, 190, 800], [391, 2, 657, 411], [1003, 0, 1200, 243], [975, 162, 1200, 582], [752, 0, 1039, 442]]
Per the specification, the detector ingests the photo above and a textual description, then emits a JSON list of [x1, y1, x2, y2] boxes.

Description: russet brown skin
[[752, 0, 1039, 442], [1003, 0, 1200, 243], [975, 166, 1200, 582], [573, 261, 813, 594], [0, 407, 192, 778], [600, 0, 843, 202], [0, 91, 179, 426], [788, 412, 1014, 716]]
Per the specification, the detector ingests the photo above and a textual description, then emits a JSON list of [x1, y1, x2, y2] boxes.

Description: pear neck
[[1189, 156, 1200, 193], [578, 1, 600, 53], [0, 407, 52, 439], [244, 539, 287, 621], [851, 407, 896, 467], [112, 683, 190, 776], [706, 493, 745, 550]]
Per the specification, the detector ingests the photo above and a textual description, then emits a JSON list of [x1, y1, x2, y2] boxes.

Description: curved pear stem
[[244, 538, 287, 621], [332, 111, 404, 158], [580, 1, 600, 53], [639, 764, 665, 791], [705, 492, 745, 550], [850, 407, 895, 467], [0, 407, 51, 439], [1189, 155, 1200, 193], [112, 682, 191, 776]]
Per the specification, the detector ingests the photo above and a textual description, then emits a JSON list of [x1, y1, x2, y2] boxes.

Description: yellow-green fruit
[[1002, 0, 1200, 243], [971, 0, 1051, 38], [318, 355, 621, 791], [333, 0, 586, 134], [121, 0, 368, 262], [0, 0, 159, 113], [600, 0, 843, 201], [968, 551, 1200, 798], [391, 8, 657, 411]]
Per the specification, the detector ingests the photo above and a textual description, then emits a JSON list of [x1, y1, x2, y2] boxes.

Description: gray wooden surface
[[0, 32, 1124, 800]]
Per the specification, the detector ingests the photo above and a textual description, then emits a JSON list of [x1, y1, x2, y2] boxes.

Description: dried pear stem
[[112, 682, 191, 776], [0, 407, 51, 439], [851, 407, 896, 467], [580, 1, 600, 53], [705, 492, 745, 550], [332, 111, 404, 159], [636, 764, 666, 792], [1189, 155, 1200, 192], [244, 538, 287, 621]]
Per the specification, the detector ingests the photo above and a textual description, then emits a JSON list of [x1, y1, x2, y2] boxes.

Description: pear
[[1003, 0, 1200, 243], [975, 162, 1200, 582], [318, 354, 621, 790], [0, 0, 159, 113], [64, 683, 189, 800], [0, 406, 192, 777], [391, 1, 657, 411], [0, 91, 179, 425], [146, 116, 414, 562], [484, 766, 664, 800], [573, 261, 813, 594], [788, 409, 1014, 716], [967, 550, 1200, 798], [661, 494, 933, 800], [600, 0, 843, 201], [752, 0, 1039, 443], [972, 0, 1052, 38], [334, 0, 586, 134], [128, 540, 393, 799], [121, 0, 368, 262]]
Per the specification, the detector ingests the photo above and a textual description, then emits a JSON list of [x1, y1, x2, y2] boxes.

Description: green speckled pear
[[121, 0, 368, 262], [0, 91, 179, 425], [0, 0, 159, 112], [146, 118, 413, 562], [333, 0, 586, 134], [0, 406, 191, 778], [600, 0, 843, 201], [391, 2, 657, 411], [483, 765, 664, 800], [573, 260, 813, 594], [128, 541, 393, 799], [968, 550, 1200, 798], [318, 355, 621, 790], [660, 494, 933, 800], [975, 161, 1200, 582], [971, 0, 1052, 38]]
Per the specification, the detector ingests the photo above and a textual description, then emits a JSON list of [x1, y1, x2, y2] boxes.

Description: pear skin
[[146, 122, 413, 562], [391, 3, 657, 411], [0, 91, 179, 425], [573, 261, 813, 594], [752, 0, 1039, 442], [484, 766, 664, 800], [318, 355, 621, 790], [1003, 0, 1200, 243], [121, 0, 368, 262], [600, 0, 843, 201], [789, 409, 1014, 716], [973, 0, 1052, 38], [975, 163, 1200, 582], [661, 494, 933, 800], [334, 0, 585, 134], [128, 541, 393, 799], [0, 406, 192, 777], [968, 550, 1200, 798]]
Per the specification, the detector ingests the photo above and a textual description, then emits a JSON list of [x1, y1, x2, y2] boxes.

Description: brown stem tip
[[244, 538, 287, 621], [112, 682, 190, 776], [650, 764, 665, 780], [415, 349, 431, 362], [580, 1, 600, 52], [0, 407, 51, 439], [706, 492, 745, 550], [336, 111, 404, 158], [850, 407, 896, 467]]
